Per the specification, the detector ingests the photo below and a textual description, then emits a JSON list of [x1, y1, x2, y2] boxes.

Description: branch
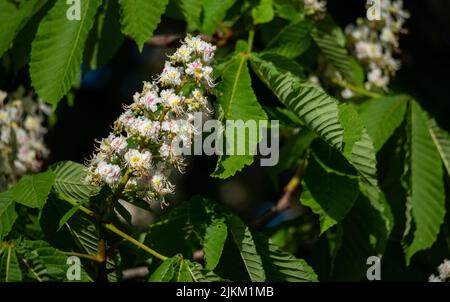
[[252, 159, 307, 229]]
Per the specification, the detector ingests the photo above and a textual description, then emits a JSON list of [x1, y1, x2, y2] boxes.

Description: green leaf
[[51, 161, 100, 201], [228, 215, 266, 281], [428, 118, 450, 178], [176, 258, 193, 282], [253, 231, 318, 281], [258, 53, 305, 78], [331, 186, 392, 281], [201, 0, 236, 35], [203, 219, 228, 270], [402, 101, 446, 264], [30, 0, 101, 105], [300, 154, 360, 234], [12, 170, 56, 209], [0, 0, 42, 58], [252, 55, 383, 192], [57, 205, 80, 231], [18, 240, 69, 281], [310, 17, 353, 82], [149, 257, 177, 281], [264, 20, 311, 58], [252, 0, 274, 25], [10, 0, 53, 74], [338, 103, 379, 186], [250, 54, 343, 150], [0, 245, 22, 282], [359, 95, 408, 151], [119, 0, 169, 52], [149, 256, 192, 282], [0, 191, 17, 240], [180, 0, 203, 31], [84, 0, 124, 69], [212, 54, 267, 179]]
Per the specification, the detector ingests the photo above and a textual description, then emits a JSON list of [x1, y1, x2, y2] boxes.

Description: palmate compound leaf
[[0, 191, 18, 240], [203, 219, 228, 270], [300, 153, 360, 234], [228, 215, 266, 282], [402, 101, 446, 264], [40, 196, 118, 281], [212, 49, 268, 179], [0, 0, 42, 58], [145, 196, 317, 282], [180, 0, 203, 31], [30, 0, 102, 105], [251, 54, 393, 278], [359, 95, 408, 151], [331, 183, 393, 281], [119, 0, 169, 52], [251, 52, 390, 198]]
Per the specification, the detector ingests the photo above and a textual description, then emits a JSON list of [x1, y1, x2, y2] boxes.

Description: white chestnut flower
[[170, 44, 193, 63], [344, 0, 409, 92], [95, 162, 121, 186], [109, 135, 128, 155], [124, 149, 152, 171]]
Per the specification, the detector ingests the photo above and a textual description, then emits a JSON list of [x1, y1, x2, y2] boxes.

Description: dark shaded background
[[1, 0, 449, 280]]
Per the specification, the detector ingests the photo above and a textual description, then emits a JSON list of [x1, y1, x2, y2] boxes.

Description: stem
[[60, 196, 169, 262], [104, 223, 168, 261], [332, 78, 382, 99], [247, 30, 255, 53]]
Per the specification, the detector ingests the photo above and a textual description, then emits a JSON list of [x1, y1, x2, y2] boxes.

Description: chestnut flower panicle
[[85, 35, 216, 205], [344, 0, 409, 93], [0, 87, 50, 189]]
